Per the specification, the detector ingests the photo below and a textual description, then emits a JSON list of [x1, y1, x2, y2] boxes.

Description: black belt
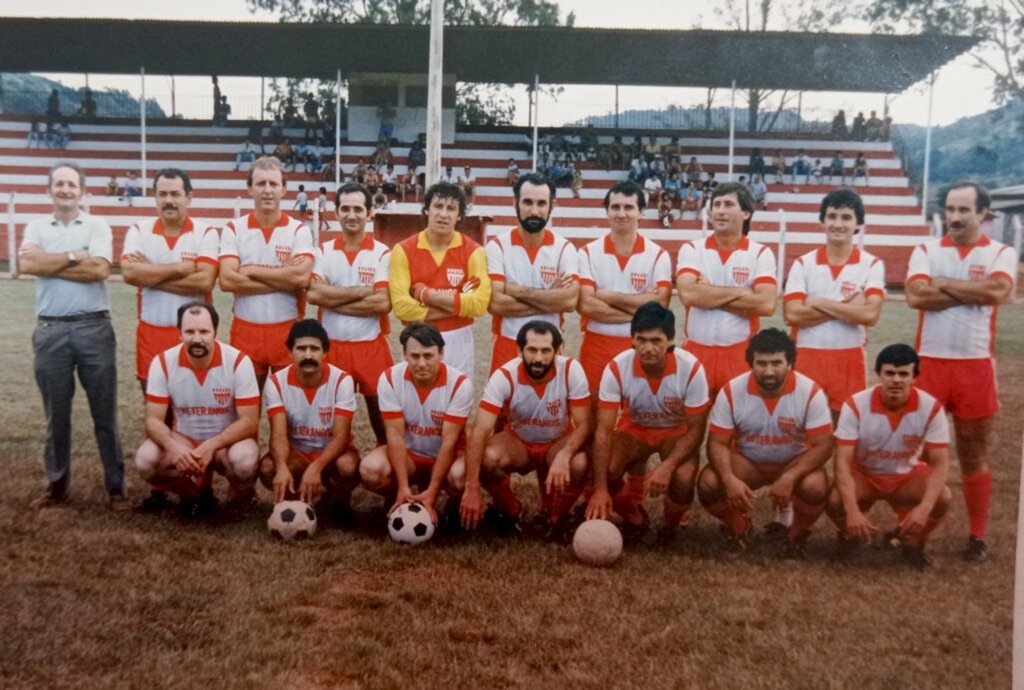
[[38, 311, 110, 323]]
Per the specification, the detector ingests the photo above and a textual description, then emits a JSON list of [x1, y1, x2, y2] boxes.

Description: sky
[[2, 0, 999, 128]]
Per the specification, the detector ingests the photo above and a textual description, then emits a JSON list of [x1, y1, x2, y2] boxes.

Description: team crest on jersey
[[319, 406, 333, 425], [630, 272, 647, 291], [776, 416, 797, 435], [447, 268, 465, 287], [902, 434, 923, 450], [663, 396, 685, 415], [547, 399, 562, 417], [212, 388, 231, 406], [180, 250, 197, 262], [431, 409, 445, 426], [540, 265, 557, 285], [840, 280, 859, 301], [274, 245, 291, 264], [732, 266, 750, 284], [968, 264, 986, 281], [358, 266, 375, 285]]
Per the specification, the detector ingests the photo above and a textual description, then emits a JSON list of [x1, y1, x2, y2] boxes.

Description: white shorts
[[440, 324, 475, 380]]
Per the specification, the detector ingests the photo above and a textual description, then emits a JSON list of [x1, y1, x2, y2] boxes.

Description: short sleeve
[[683, 362, 710, 413], [577, 245, 594, 287], [374, 248, 391, 288], [865, 257, 886, 298], [676, 241, 700, 278], [444, 374, 474, 425], [145, 354, 170, 404], [479, 369, 512, 416], [708, 388, 735, 436], [197, 227, 220, 265], [653, 247, 672, 288], [88, 217, 114, 262], [597, 361, 623, 410], [924, 400, 950, 446], [21, 220, 42, 250], [805, 387, 833, 435], [753, 245, 777, 285], [121, 224, 142, 260], [485, 238, 506, 282], [557, 241, 579, 280], [233, 355, 260, 406], [566, 359, 590, 404], [311, 246, 326, 280], [991, 246, 1019, 285], [834, 399, 859, 444], [263, 374, 285, 417], [377, 369, 402, 418], [783, 256, 807, 300], [291, 224, 315, 258], [334, 373, 357, 418], [905, 245, 931, 285], [219, 224, 239, 260]]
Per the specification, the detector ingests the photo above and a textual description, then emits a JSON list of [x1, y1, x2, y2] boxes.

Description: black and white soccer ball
[[387, 502, 435, 544], [268, 500, 318, 541]]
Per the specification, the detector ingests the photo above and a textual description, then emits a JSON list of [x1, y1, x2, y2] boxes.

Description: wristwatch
[[67, 251, 78, 266]]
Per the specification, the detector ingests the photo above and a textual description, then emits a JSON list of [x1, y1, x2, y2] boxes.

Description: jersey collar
[[603, 233, 645, 257], [178, 341, 222, 386], [333, 232, 375, 254], [287, 364, 331, 403], [869, 385, 920, 414], [417, 230, 462, 250], [940, 232, 990, 260], [707, 233, 750, 252], [153, 217, 194, 250], [815, 245, 860, 266], [746, 370, 796, 399], [247, 211, 289, 243], [517, 359, 557, 387], [632, 350, 677, 395], [405, 362, 448, 388]]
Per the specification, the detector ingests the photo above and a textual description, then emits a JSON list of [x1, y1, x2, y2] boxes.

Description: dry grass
[[0, 278, 1019, 689]]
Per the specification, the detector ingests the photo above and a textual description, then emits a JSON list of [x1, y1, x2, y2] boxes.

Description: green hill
[[0, 73, 165, 119]]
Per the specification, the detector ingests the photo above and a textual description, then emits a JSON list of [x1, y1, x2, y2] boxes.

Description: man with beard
[[121, 169, 220, 511], [485, 173, 579, 373], [905, 181, 1016, 561], [586, 303, 710, 543], [825, 344, 951, 570], [459, 321, 591, 537], [697, 328, 833, 555], [258, 320, 361, 519], [134, 302, 260, 517]]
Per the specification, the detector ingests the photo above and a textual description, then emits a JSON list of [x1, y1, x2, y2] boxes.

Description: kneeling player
[[586, 302, 710, 542], [135, 301, 260, 517], [359, 323, 473, 525], [825, 344, 951, 569], [460, 320, 591, 536], [697, 328, 833, 554], [258, 319, 361, 518]]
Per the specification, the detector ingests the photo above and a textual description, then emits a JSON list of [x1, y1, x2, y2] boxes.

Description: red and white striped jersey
[[709, 370, 832, 465], [263, 364, 357, 454], [121, 217, 219, 327], [219, 212, 315, 323], [598, 348, 710, 429], [836, 385, 949, 476], [312, 234, 390, 342], [906, 234, 1017, 359], [145, 341, 259, 442], [377, 362, 474, 459], [479, 355, 590, 444], [677, 235, 777, 346]]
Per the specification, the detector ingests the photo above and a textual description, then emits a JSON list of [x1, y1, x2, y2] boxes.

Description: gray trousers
[[32, 316, 125, 498]]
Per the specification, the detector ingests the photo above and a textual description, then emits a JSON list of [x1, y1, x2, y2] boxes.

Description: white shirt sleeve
[[784, 256, 807, 297], [805, 387, 833, 433], [21, 219, 42, 250], [683, 362, 710, 413], [653, 248, 672, 288], [198, 227, 220, 264], [233, 355, 260, 405], [567, 359, 590, 403], [485, 239, 506, 281], [753, 244, 777, 285], [121, 224, 142, 260], [906, 245, 931, 283], [374, 248, 391, 288], [145, 354, 170, 404], [479, 369, 512, 415], [292, 224, 315, 258], [219, 224, 239, 260], [88, 217, 114, 263], [557, 241, 579, 280], [834, 399, 859, 443], [263, 373, 285, 416], [708, 388, 735, 435], [676, 241, 700, 278], [311, 246, 325, 280], [334, 373, 357, 418], [991, 245, 1019, 285], [597, 362, 623, 407], [866, 257, 886, 296], [377, 369, 401, 416], [445, 373, 475, 425], [577, 245, 594, 286], [924, 399, 950, 445]]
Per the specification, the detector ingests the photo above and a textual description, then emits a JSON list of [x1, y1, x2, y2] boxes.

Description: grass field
[[1, 278, 1021, 689]]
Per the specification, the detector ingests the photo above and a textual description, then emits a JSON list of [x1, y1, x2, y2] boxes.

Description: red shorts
[[580, 331, 633, 391], [683, 340, 748, 394], [853, 463, 930, 501], [617, 417, 686, 448], [916, 356, 999, 419], [796, 346, 866, 411], [490, 334, 521, 374], [136, 321, 181, 381], [326, 334, 394, 396], [229, 317, 294, 376]]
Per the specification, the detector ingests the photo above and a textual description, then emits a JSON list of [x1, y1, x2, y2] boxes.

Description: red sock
[[549, 485, 583, 524], [787, 496, 825, 540], [484, 475, 522, 517], [704, 499, 750, 536], [962, 470, 992, 540], [663, 496, 691, 528]]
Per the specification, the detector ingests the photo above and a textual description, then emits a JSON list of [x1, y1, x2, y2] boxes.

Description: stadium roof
[[0, 17, 977, 93]]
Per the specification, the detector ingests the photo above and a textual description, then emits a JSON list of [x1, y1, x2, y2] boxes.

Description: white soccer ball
[[388, 502, 435, 544], [573, 519, 623, 567], [268, 500, 318, 541]]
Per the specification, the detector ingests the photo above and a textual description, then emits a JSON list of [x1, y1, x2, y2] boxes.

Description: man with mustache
[[134, 302, 260, 517], [825, 344, 951, 570], [258, 320, 360, 520], [121, 168, 220, 512], [905, 181, 1016, 562], [486, 173, 579, 373], [219, 156, 315, 386], [459, 321, 591, 538], [697, 328, 833, 555]]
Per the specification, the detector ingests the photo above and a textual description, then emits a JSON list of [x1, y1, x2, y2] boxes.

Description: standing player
[[905, 181, 1016, 561], [258, 320, 361, 518], [306, 182, 393, 445], [825, 344, 951, 569], [486, 173, 579, 372], [460, 321, 591, 536], [783, 189, 884, 422], [586, 303, 710, 542], [359, 323, 474, 526], [389, 182, 492, 378], [134, 302, 260, 517], [697, 329, 833, 554], [219, 156, 314, 384]]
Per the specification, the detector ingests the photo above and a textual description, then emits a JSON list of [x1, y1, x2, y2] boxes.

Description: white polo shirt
[[676, 234, 777, 346], [486, 228, 579, 341], [784, 246, 886, 349], [21, 212, 112, 317], [122, 217, 220, 327], [145, 341, 260, 443], [219, 212, 315, 324], [709, 371, 832, 465], [263, 363, 357, 454], [377, 362, 474, 460], [835, 385, 948, 476], [312, 234, 391, 342], [578, 233, 672, 337], [598, 348, 711, 429], [479, 355, 590, 444], [906, 234, 1017, 359]]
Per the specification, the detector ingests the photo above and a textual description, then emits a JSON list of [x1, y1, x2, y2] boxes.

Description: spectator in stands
[[441, 165, 458, 185], [122, 170, 142, 207], [373, 138, 392, 168], [700, 173, 718, 211], [372, 186, 388, 210], [307, 139, 325, 174], [749, 147, 766, 179], [750, 174, 768, 209], [235, 141, 257, 171], [293, 184, 310, 221], [851, 111, 866, 140], [664, 136, 682, 168], [268, 118, 284, 142], [353, 158, 369, 184], [828, 151, 845, 184], [247, 123, 264, 151], [459, 166, 476, 208], [738, 175, 748, 188], [212, 76, 221, 117], [381, 164, 399, 199], [105, 175, 118, 197], [679, 180, 698, 216], [282, 97, 298, 127], [218, 95, 232, 126], [644, 173, 663, 208], [630, 135, 644, 161], [881, 114, 892, 140], [657, 189, 676, 228], [580, 124, 598, 160], [46, 89, 61, 120], [684, 156, 703, 184], [609, 135, 628, 169], [572, 167, 584, 199], [53, 119, 71, 149], [506, 158, 520, 186], [643, 136, 661, 165], [628, 156, 645, 182], [273, 138, 296, 170], [664, 171, 682, 206], [792, 149, 812, 183], [26, 116, 43, 149], [408, 137, 426, 178], [865, 110, 883, 141], [303, 94, 320, 140], [401, 163, 419, 201], [831, 110, 848, 135], [771, 149, 787, 184], [364, 165, 381, 194], [811, 159, 824, 184], [317, 186, 330, 233], [45, 120, 58, 148], [78, 88, 97, 119], [852, 153, 869, 184]]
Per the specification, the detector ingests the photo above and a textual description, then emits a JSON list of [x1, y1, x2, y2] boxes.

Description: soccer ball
[[387, 502, 435, 544], [572, 519, 623, 567], [268, 500, 318, 541]]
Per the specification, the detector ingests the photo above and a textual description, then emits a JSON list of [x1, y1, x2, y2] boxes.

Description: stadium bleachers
[[0, 115, 929, 285]]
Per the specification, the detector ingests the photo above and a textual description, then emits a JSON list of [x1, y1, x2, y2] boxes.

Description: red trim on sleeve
[[442, 413, 468, 425], [267, 405, 286, 417], [864, 287, 884, 298], [569, 397, 590, 407], [292, 250, 315, 260], [709, 424, 734, 437], [597, 399, 620, 410], [753, 276, 777, 286], [488, 273, 506, 282], [676, 267, 700, 278], [334, 408, 355, 419], [806, 423, 832, 436], [835, 439, 857, 446], [684, 401, 711, 415], [196, 256, 219, 267], [236, 396, 260, 407], [578, 277, 596, 287], [925, 442, 949, 449], [219, 253, 240, 260], [990, 271, 1014, 283], [478, 400, 503, 415], [373, 281, 388, 289], [656, 280, 672, 289], [146, 394, 170, 404], [905, 273, 930, 285], [783, 292, 806, 302], [381, 411, 404, 420]]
